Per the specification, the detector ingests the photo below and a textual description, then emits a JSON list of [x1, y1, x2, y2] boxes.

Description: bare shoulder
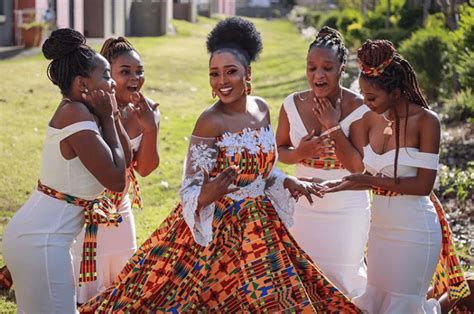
[[252, 96, 271, 123], [343, 88, 364, 112], [145, 96, 159, 111], [51, 101, 95, 129], [419, 108, 441, 129], [192, 105, 223, 138]]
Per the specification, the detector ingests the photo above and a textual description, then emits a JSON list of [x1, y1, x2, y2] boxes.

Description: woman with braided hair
[[2, 28, 129, 313], [79, 18, 360, 313], [323, 39, 470, 313], [276, 26, 370, 298], [71, 36, 160, 304]]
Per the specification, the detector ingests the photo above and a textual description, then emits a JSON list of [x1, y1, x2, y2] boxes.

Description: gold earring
[[212, 90, 216, 99], [81, 88, 89, 100], [245, 81, 252, 95]]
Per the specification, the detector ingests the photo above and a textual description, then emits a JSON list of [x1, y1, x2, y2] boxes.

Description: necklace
[[382, 112, 394, 136], [61, 97, 72, 103]]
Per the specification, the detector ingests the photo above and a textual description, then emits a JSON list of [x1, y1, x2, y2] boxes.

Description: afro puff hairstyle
[[206, 17, 262, 68]]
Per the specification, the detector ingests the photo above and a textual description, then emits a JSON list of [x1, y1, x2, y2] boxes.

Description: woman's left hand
[[284, 177, 324, 205], [313, 97, 341, 130], [130, 92, 157, 131], [342, 173, 373, 185]]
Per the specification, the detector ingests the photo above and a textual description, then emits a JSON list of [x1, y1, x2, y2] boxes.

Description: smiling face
[[110, 50, 144, 105], [86, 54, 116, 93], [359, 77, 398, 114], [209, 51, 249, 104], [306, 46, 343, 98]]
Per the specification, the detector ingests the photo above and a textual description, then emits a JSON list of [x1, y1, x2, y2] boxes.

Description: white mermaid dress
[[353, 145, 442, 313], [283, 93, 371, 298]]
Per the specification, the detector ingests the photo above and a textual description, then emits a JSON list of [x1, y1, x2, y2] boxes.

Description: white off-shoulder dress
[[353, 145, 442, 313], [3, 121, 105, 314], [283, 93, 371, 298]]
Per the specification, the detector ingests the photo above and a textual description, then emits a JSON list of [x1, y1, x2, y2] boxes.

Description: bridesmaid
[[325, 39, 470, 313], [276, 26, 370, 298], [71, 37, 160, 304], [79, 17, 360, 313], [2, 29, 128, 313]]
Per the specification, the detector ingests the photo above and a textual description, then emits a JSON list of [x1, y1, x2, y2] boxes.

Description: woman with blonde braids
[[324, 39, 470, 313], [276, 26, 370, 298], [72, 36, 160, 304]]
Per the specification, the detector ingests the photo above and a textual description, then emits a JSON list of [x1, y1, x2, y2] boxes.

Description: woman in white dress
[[324, 39, 470, 313], [276, 26, 370, 298], [71, 37, 160, 304], [2, 29, 129, 313]]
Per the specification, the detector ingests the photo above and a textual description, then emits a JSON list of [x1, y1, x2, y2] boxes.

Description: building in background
[[197, 0, 236, 17]]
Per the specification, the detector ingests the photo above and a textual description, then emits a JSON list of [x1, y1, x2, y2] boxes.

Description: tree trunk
[[423, 0, 431, 24], [386, 0, 391, 28], [436, 0, 458, 30]]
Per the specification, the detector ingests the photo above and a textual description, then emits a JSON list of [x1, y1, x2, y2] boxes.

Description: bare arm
[[313, 98, 365, 172], [341, 111, 441, 195], [59, 95, 127, 192], [132, 95, 160, 177]]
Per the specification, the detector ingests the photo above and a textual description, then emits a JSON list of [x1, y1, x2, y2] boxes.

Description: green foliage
[[398, 6, 423, 29], [457, 4, 474, 51], [336, 9, 364, 33], [438, 165, 474, 204], [441, 88, 474, 124], [457, 52, 474, 90], [399, 27, 451, 100], [370, 27, 411, 46], [363, 12, 386, 30], [319, 11, 339, 29], [303, 11, 323, 27]]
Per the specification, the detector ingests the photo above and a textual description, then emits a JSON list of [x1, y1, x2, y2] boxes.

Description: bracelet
[[320, 124, 341, 136], [113, 111, 121, 122]]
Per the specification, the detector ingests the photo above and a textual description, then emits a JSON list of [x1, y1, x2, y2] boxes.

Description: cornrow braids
[[357, 39, 430, 183], [100, 37, 136, 63], [42, 28, 97, 95], [309, 26, 348, 65]]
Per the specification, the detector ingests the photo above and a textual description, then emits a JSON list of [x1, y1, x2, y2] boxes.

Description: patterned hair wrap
[[37, 181, 122, 284], [359, 55, 394, 77]]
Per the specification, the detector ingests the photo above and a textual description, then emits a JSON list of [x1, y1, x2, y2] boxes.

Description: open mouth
[[219, 87, 233, 96], [314, 82, 328, 88], [127, 86, 139, 93]]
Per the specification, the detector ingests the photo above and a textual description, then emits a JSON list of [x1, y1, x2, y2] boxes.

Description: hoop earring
[[212, 90, 216, 99], [245, 81, 252, 95], [81, 88, 89, 100]]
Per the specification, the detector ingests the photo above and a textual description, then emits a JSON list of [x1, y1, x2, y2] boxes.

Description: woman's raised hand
[[313, 97, 341, 130], [130, 92, 157, 130], [197, 166, 240, 209], [295, 130, 331, 160], [85, 89, 117, 120]]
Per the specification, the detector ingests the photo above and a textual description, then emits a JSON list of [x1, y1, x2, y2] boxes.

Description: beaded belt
[[372, 187, 402, 196], [37, 181, 122, 284], [370, 186, 470, 301], [300, 157, 344, 170]]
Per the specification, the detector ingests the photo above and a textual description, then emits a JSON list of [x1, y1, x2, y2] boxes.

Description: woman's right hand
[[295, 130, 331, 160], [197, 166, 240, 209], [85, 90, 117, 120]]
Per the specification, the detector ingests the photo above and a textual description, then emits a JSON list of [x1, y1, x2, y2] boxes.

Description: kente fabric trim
[[37, 181, 122, 284]]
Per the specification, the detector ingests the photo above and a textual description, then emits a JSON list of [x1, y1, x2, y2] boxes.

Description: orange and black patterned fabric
[[80, 128, 360, 313], [372, 187, 471, 302], [36, 181, 122, 284], [104, 166, 143, 210], [301, 147, 344, 170]]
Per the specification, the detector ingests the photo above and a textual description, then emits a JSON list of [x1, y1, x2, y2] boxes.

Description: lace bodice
[[179, 126, 294, 246], [363, 145, 439, 178]]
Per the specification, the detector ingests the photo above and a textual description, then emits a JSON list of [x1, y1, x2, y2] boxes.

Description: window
[[0, 0, 5, 24]]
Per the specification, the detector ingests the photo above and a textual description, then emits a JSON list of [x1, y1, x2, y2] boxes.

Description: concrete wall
[[56, 0, 84, 33], [129, 0, 167, 36], [173, 0, 196, 23], [0, 0, 14, 46]]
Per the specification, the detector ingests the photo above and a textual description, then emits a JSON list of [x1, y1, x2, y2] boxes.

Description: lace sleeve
[[265, 166, 295, 229], [179, 135, 218, 247]]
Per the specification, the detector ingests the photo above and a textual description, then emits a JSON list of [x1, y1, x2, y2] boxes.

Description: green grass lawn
[[0, 17, 309, 309]]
